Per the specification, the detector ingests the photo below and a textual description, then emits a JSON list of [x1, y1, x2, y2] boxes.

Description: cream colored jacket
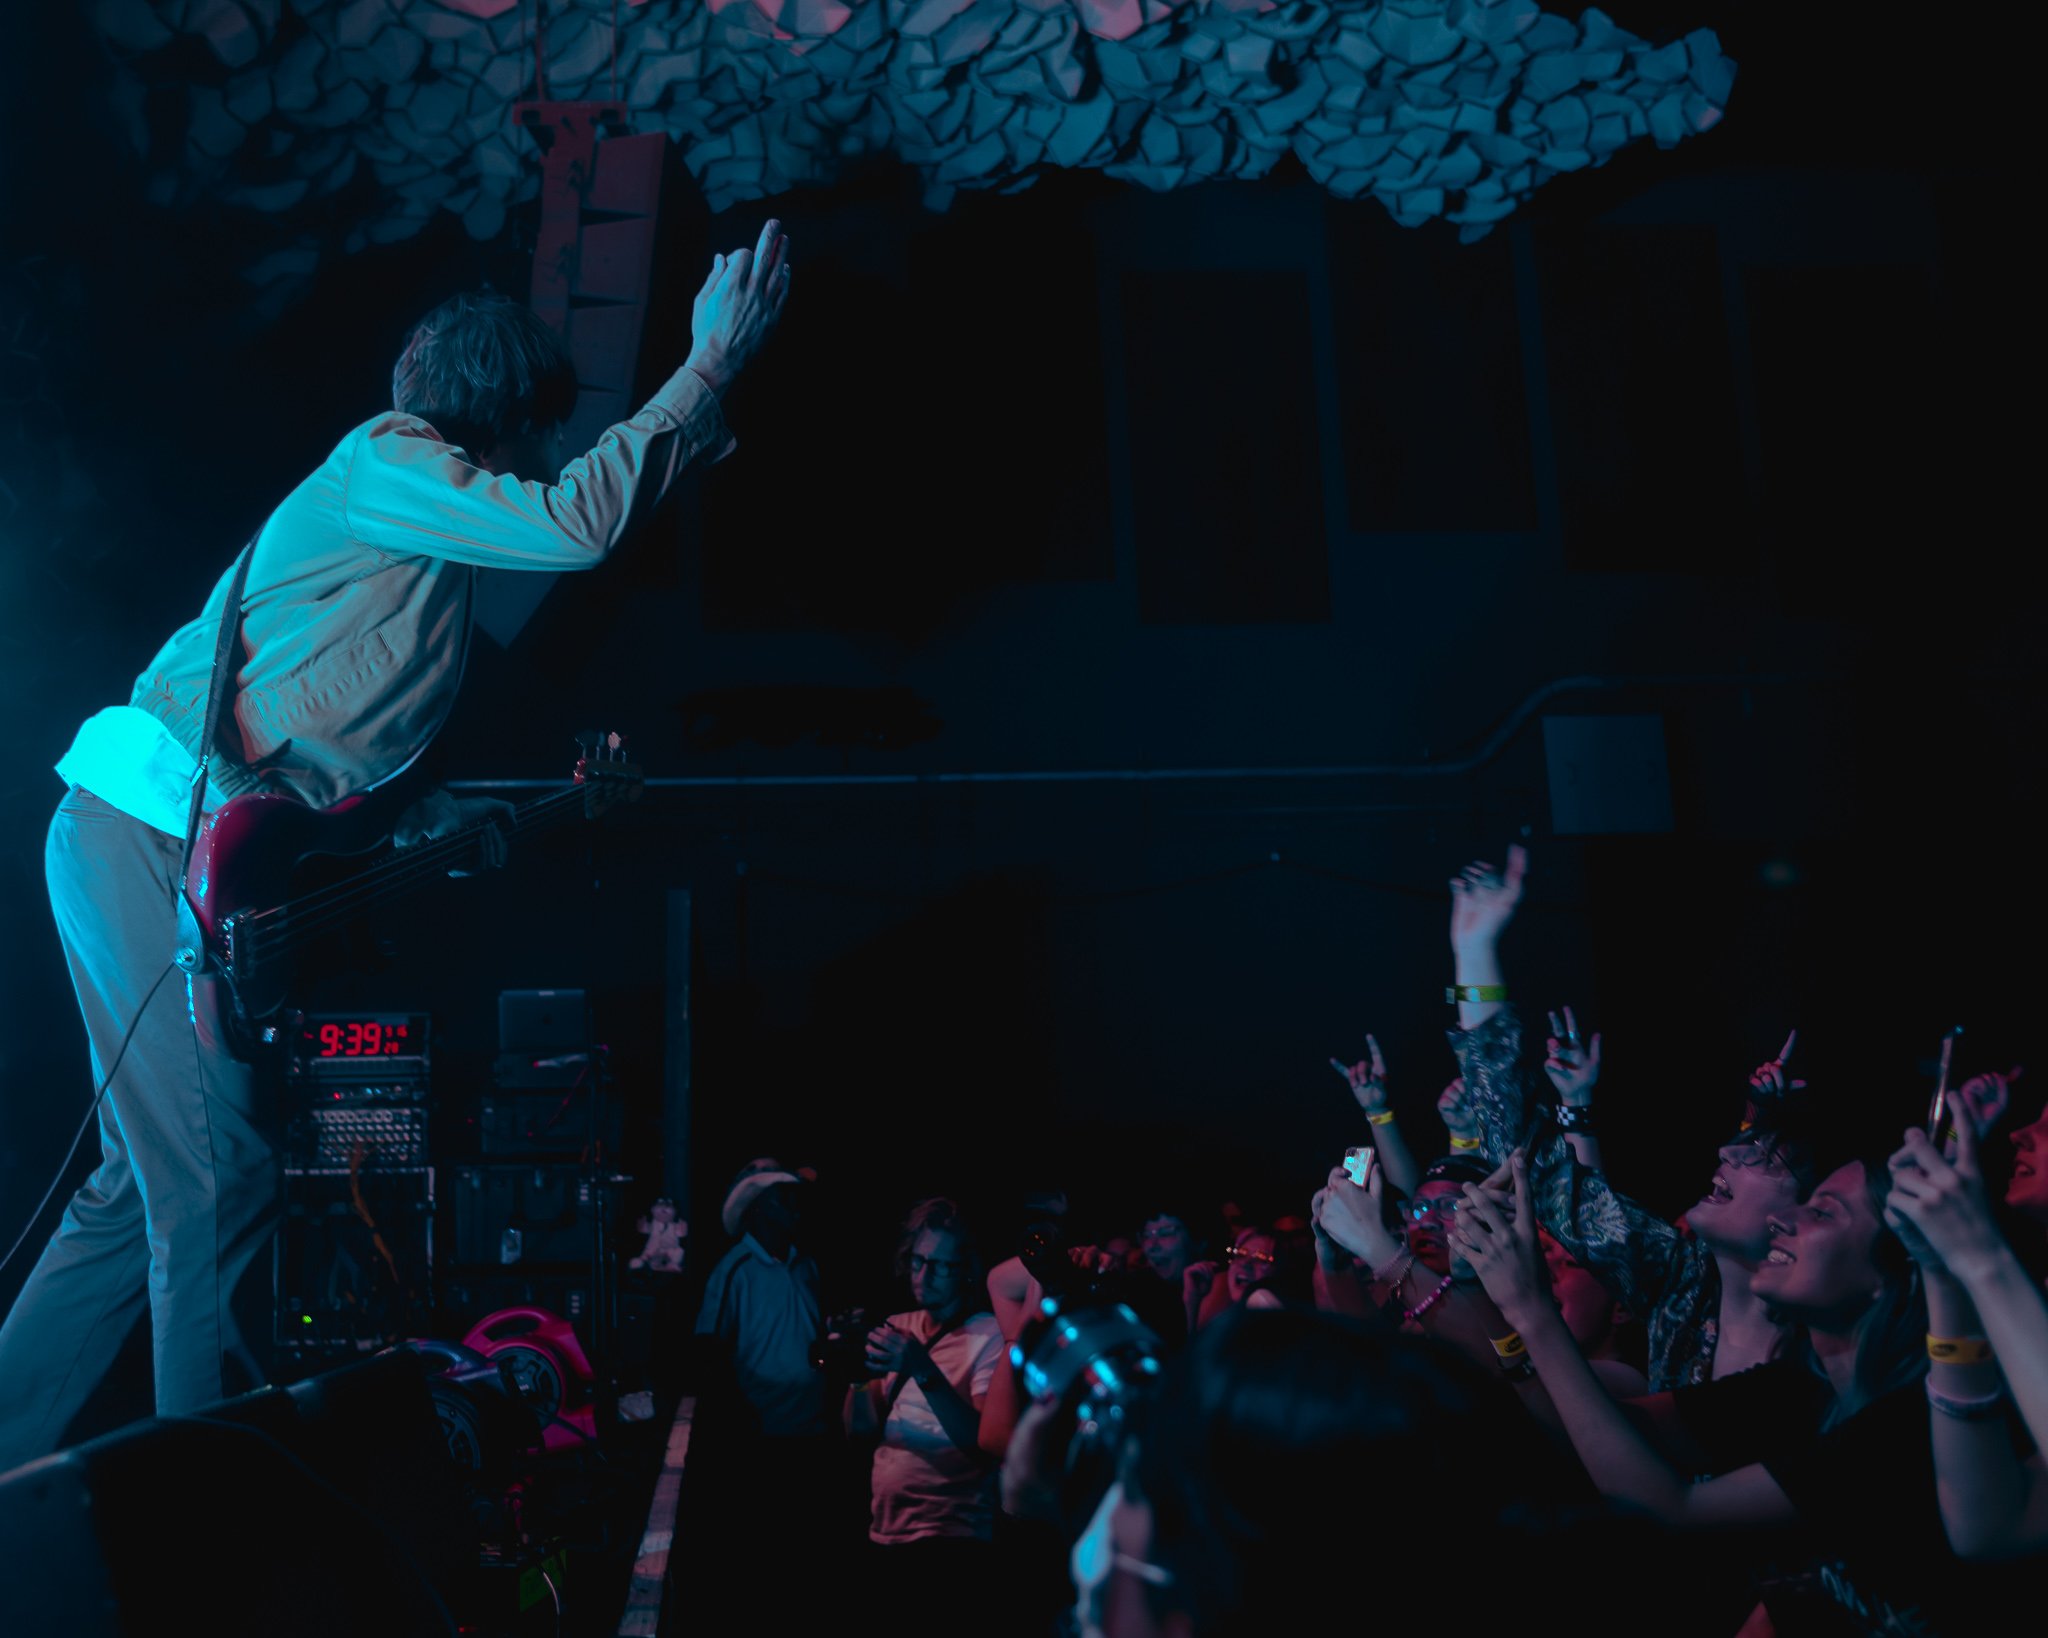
[[129, 367, 731, 810]]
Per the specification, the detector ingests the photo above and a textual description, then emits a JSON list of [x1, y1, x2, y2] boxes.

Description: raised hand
[[1438, 1076, 1478, 1142], [1330, 1035, 1390, 1115], [1448, 844, 1528, 950], [1315, 1161, 1403, 1269], [1448, 1151, 1544, 1318], [1886, 1119, 2009, 1281], [1543, 1007, 1601, 1107], [687, 217, 792, 394], [1954, 1067, 2022, 1140], [1748, 1030, 1809, 1102]]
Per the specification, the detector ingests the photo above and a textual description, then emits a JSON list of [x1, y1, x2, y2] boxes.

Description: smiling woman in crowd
[[1452, 1147, 2007, 1634]]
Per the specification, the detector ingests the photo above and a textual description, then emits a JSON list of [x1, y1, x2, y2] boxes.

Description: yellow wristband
[[1489, 1331, 1527, 1359], [1367, 1109, 1397, 1127], [1449, 1136, 1482, 1152], [1928, 1335, 1994, 1365]]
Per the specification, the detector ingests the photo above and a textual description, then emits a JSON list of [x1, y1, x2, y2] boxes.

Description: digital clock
[[317, 1019, 407, 1057], [290, 1012, 430, 1076]]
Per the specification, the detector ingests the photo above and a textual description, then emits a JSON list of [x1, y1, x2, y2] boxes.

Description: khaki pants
[[0, 788, 276, 1471]]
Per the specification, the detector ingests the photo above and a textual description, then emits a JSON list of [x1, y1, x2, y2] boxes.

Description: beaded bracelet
[[1927, 1384, 2006, 1423], [1402, 1274, 1455, 1324]]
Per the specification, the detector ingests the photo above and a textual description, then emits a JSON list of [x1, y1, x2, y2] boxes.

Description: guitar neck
[[269, 784, 595, 945], [403, 786, 586, 862]]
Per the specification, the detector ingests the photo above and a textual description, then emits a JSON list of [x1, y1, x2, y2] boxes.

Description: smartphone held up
[[1926, 1027, 1963, 1145]]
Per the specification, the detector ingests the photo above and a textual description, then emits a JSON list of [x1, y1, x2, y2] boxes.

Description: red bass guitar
[[176, 735, 641, 1047]]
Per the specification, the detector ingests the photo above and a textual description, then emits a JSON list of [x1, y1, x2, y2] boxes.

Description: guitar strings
[[258, 787, 591, 947], [235, 785, 599, 952], [272, 785, 587, 916]]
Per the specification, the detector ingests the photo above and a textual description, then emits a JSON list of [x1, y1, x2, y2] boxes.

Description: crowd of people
[[681, 846, 2045, 1636]]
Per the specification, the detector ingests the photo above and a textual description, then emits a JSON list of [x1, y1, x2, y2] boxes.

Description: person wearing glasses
[[1191, 1226, 1308, 1330], [1135, 1207, 1222, 1340], [1454, 1147, 2013, 1636], [1441, 845, 1818, 1390], [1307, 1151, 1478, 1320], [1314, 1147, 1647, 1399], [847, 1197, 1006, 1603]]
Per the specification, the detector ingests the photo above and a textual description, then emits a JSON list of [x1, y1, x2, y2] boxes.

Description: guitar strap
[[172, 537, 258, 973]]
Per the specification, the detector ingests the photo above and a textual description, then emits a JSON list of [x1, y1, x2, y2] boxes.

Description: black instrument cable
[[0, 960, 178, 1277]]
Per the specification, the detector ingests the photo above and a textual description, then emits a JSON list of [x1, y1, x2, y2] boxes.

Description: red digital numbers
[[312, 1018, 413, 1057]]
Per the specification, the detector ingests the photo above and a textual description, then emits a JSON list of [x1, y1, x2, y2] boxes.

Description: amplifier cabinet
[[442, 1271, 601, 1344], [274, 1168, 436, 1353], [287, 1102, 430, 1170], [452, 1165, 612, 1269], [477, 1090, 622, 1159]]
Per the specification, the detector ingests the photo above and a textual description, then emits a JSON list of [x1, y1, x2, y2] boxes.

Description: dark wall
[[1, 4, 2039, 1323]]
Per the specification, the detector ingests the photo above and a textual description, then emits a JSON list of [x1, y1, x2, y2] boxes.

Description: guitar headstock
[[573, 730, 644, 818]]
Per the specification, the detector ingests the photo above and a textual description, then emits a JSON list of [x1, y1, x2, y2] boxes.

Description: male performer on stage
[[0, 221, 793, 1471]]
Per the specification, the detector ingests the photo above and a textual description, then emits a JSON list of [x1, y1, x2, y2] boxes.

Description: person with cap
[[682, 1157, 849, 1599], [692, 1158, 827, 1440]]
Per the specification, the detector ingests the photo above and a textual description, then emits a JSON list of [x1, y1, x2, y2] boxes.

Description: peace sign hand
[[1543, 1006, 1601, 1108]]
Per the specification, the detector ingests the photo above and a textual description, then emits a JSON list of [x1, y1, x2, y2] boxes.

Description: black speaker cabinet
[[452, 1165, 609, 1269], [0, 1353, 466, 1635], [275, 1167, 436, 1353]]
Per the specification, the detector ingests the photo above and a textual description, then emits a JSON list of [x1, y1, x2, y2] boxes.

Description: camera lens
[[1014, 1296, 1165, 1527], [810, 1315, 880, 1380]]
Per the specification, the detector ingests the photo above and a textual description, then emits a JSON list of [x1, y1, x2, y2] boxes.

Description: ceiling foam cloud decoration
[[87, 0, 1733, 295]]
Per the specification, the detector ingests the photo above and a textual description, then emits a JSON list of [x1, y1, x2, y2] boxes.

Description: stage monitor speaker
[[0, 1378, 459, 1636]]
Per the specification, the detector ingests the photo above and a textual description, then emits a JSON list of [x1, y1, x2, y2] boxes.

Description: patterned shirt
[[1451, 1005, 1720, 1391]]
